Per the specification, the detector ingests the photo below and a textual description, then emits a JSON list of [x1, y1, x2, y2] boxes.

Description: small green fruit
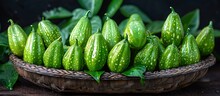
[[196, 21, 215, 56], [108, 38, 130, 73], [62, 39, 84, 71], [8, 19, 27, 56], [43, 37, 64, 68], [23, 26, 45, 65]]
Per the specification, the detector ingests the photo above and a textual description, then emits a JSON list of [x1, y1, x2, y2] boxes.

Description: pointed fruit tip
[[57, 36, 62, 41], [209, 21, 213, 27], [85, 10, 91, 17], [104, 13, 110, 21], [8, 19, 14, 25], [170, 7, 175, 13]]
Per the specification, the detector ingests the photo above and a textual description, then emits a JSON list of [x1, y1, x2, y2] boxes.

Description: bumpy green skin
[[123, 14, 147, 49], [37, 20, 61, 47], [23, 27, 45, 65], [102, 17, 122, 50], [108, 39, 130, 73], [134, 42, 158, 72], [62, 41, 83, 71], [8, 19, 27, 57], [84, 31, 108, 71], [161, 7, 184, 46], [69, 11, 92, 48], [43, 39, 64, 68], [196, 21, 215, 56], [148, 35, 165, 59], [159, 43, 180, 70], [180, 34, 200, 66]]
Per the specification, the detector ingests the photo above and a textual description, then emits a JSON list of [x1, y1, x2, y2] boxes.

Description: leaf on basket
[[84, 70, 104, 83], [0, 61, 18, 90], [122, 65, 146, 84]]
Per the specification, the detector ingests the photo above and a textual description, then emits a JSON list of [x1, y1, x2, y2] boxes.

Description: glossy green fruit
[[84, 29, 108, 71], [62, 39, 83, 71], [43, 37, 64, 68], [161, 7, 184, 46], [102, 15, 122, 50], [180, 30, 200, 66], [107, 38, 130, 73], [69, 11, 92, 48], [8, 19, 27, 56], [37, 19, 61, 47], [148, 35, 165, 59], [159, 43, 180, 70], [196, 21, 215, 56], [23, 26, 45, 65], [134, 42, 158, 72], [123, 14, 148, 49]]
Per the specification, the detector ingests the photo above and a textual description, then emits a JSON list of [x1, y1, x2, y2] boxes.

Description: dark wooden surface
[[0, 65, 220, 96]]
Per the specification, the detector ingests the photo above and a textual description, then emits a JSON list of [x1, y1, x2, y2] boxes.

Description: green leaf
[[122, 65, 146, 84], [91, 16, 102, 34], [84, 70, 104, 83], [105, 0, 123, 18], [60, 29, 70, 45], [0, 32, 8, 47], [182, 9, 200, 34], [118, 19, 128, 37], [0, 61, 18, 90], [77, 0, 103, 16], [214, 29, 220, 37], [0, 47, 10, 63], [43, 7, 72, 19], [0, 32, 8, 62], [120, 5, 152, 23], [193, 29, 220, 37], [59, 8, 87, 44], [146, 21, 164, 34]]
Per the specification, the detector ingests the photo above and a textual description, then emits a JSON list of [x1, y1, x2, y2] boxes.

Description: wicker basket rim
[[10, 54, 216, 80]]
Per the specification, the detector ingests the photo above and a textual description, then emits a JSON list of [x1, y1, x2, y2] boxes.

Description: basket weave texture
[[10, 54, 216, 93]]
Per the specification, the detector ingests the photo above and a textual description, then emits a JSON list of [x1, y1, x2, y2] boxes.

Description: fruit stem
[[172, 41, 175, 45], [96, 28, 101, 33], [170, 7, 175, 13], [8, 19, 14, 25], [186, 28, 190, 35], [57, 36, 62, 41], [85, 10, 90, 17], [30, 25, 35, 32], [209, 21, 213, 28], [104, 13, 110, 21], [124, 33, 128, 42], [42, 17, 45, 20]]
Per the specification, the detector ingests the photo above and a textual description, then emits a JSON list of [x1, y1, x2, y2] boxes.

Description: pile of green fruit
[[8, 7, 215, 75]]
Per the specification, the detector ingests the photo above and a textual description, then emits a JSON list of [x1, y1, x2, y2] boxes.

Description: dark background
[[1, 0, 220, 62]]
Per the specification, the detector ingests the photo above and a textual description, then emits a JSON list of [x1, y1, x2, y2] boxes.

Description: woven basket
[[10, 54, 216, 93]]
